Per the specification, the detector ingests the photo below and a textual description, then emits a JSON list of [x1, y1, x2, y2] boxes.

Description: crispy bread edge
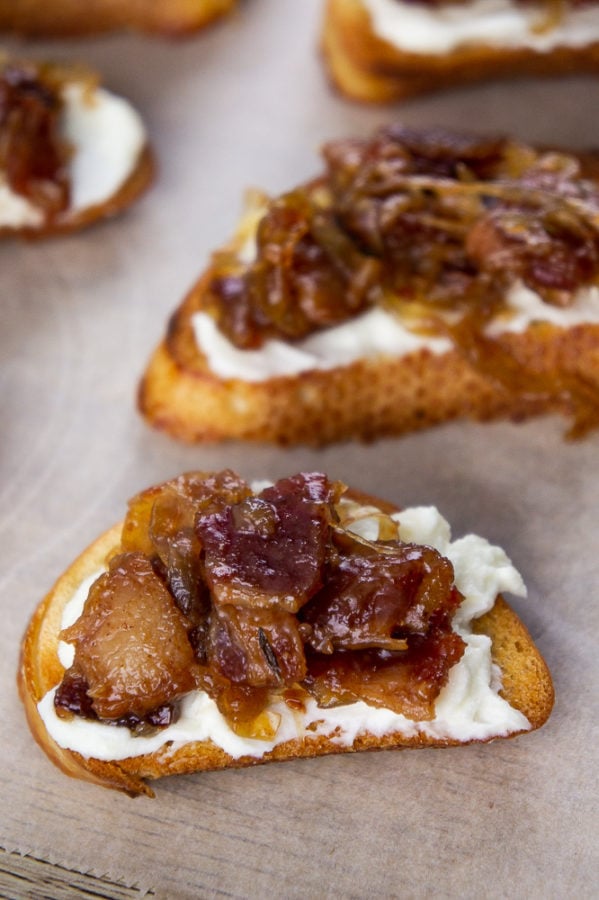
[[19, 508, 554, 796], [138, 270, 599, 446], [321, 0, 599, 102], [18, 524, 156, 797], [0, 0, 236, 37]]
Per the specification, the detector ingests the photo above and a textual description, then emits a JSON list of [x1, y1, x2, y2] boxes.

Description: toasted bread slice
[[140, 266, 599, 446], [0, 59, 153, 238], [321, 0, 599, 103], [19, 474, 554, 797], [0, 0, 236, 37], [139, 128, 599, 447]]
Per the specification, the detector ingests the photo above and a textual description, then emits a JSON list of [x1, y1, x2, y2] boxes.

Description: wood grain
[[0, 848, 154, 899]]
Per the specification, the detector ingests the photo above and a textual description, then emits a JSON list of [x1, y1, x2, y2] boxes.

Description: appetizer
[[321, 0, 599, 102], [19, 469, 553, 796], [0, 57, 152, 237], [140, 124, 599, 445]]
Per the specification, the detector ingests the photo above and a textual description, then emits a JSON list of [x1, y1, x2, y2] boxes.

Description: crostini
[[19, 469, 553, 796], [0, 58, 152, 237], [139, 124, 599, 446], [321, 0, 599, 102]]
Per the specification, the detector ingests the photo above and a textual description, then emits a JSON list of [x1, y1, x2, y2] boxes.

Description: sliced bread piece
[[321, 0, 599, 103], [139, 126, 599, 445], [19, 470, 554, 796], [0, 0, 236, 37]]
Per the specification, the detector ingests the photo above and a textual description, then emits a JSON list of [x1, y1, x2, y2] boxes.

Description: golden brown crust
[[0, 0, 236, 37], [321, 0, 599, 102], [19, 501, 554, 796], [472, 597, 554, 730], [18, 525, 154, 797], [138, 264, 599, 446]]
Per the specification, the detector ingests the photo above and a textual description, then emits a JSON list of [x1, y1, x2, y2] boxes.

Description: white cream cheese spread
[[0, 181, 44, 228], [191, 279, 599, 383], [362, 0, 599, 55], [486, 282, 599, 334], [192, 306, 452, 382], [38, 503, 530, 762], [61, 83, 146, 212], [0, 80, 146, 229]]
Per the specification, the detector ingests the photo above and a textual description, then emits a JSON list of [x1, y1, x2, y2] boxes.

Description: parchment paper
[[1, 1, 598, 896]]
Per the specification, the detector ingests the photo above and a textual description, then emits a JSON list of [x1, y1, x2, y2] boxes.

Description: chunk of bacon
[[122, 469, 251, 624], [59, 553, 197, 720], [301, 543, 460, 653], [208, 190, 380, 349], [208, 605, 307, 687], [304, 630, 466, 721], [122, 469, 251, 558], [196, 473, 342, 612]]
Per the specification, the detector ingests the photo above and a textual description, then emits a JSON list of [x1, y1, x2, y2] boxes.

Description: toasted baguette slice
[[0, 60, 153, 238], [19, 477, 554, 797], [139, 133, 599, 447], [140, 265, 599, 446], [0, 0, 236, 37], [321, 0, 599, 103]]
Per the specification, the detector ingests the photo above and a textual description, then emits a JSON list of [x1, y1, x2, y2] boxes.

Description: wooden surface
[[2, 0, 599, 896], [0, 848, 153, 899]]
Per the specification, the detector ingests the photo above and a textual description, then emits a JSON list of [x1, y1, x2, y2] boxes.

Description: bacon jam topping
[[205, 125, 599, 435], [0, 61, 72, 218], [54, 471, 467, 736]]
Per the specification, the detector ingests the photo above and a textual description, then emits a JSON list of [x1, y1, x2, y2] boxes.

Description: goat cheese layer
[[362, 0, 599, 55], [192, 281, 599, 382]]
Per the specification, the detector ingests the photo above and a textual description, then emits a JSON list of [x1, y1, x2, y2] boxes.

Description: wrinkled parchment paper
[[1, 1, 598, 895]]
